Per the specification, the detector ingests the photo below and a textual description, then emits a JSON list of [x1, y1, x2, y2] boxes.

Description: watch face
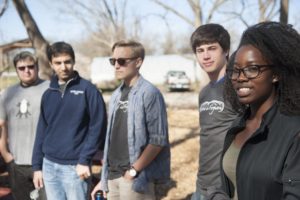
[[129, 168, 137, 177]]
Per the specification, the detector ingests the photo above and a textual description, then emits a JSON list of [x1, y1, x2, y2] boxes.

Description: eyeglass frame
[[109, 57, 139, 66], [16, 64, 36, 71], [226, 64, 273, 80]]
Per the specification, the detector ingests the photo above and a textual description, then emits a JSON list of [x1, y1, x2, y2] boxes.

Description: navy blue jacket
[[32, 72, 107, 170]]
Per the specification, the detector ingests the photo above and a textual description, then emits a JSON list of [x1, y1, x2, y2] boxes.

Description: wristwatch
[[128, 166, 138, 178]]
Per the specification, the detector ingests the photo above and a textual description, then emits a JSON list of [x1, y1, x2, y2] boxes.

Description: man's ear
[[272, 75, 279, 83], [224, 50, 230, 60], [226, 50, 229, 57], [135, 58, 143, 69], [49, 62, 53, 68]]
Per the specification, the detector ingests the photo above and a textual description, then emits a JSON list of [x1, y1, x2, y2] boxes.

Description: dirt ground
[[155, 91, 200, 200], [160, 108, 199, 200]]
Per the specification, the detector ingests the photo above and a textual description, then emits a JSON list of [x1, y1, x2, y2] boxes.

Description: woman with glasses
[[220, 21, 300, 200]]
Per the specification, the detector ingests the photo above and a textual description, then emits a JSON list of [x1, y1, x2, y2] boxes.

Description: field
[[160, 108, 199, 200]]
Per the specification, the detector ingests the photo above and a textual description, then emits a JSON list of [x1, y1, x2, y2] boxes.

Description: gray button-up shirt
[[100, 76, 170, 193]]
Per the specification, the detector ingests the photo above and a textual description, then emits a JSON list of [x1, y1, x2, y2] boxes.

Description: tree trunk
[[280, 0, 289, 24], [12, 0, 52, 79], [0, 39, 32, 72]]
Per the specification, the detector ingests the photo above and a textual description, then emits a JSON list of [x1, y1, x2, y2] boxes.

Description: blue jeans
[[42, 158, 89, 200]]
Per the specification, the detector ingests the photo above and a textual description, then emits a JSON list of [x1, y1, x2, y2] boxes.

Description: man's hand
[[33, 171, 44, 189], [2, 151, 13, 163], [0, 122, 13, 163], [91, 181, 107, 200], [123, 170, 135, 181], [76, 164, 91, 180]]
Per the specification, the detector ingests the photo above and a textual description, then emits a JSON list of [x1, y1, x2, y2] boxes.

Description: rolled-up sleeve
[[144, 90, 169, 146]]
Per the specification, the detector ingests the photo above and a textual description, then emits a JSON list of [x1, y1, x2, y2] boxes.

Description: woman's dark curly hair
[[224, 21, 300, 115]]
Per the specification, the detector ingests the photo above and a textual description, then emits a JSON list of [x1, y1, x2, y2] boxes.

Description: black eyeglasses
[[109, 57, 138, 66], [226, 64, 272, 80], [17, 65, 35, 71]]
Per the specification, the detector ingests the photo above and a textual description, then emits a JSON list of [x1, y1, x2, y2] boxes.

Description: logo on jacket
[[16, 99, 31, 118], [70, 90, 84, 95], [199, 100, 224, 115]]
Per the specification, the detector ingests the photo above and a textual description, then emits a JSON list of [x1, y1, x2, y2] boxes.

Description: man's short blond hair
[[112, 40, 145, 61]]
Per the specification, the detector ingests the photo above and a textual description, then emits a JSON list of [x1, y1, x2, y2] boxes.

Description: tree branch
[[151, 0, 194, 26], [187, 0, 202, 27], [218, 1, 250, 27], [0, 0, 8, 17], [207, 0, 229, 23], [102, 0, 118, 30]]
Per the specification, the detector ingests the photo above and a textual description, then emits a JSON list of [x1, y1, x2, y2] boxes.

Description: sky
[[0, 0, 299, 46], [0, 0, 192, 44], [0, 1, 99, 43]]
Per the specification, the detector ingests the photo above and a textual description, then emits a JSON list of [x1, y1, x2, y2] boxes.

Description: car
[[165, 70, 191, 91]]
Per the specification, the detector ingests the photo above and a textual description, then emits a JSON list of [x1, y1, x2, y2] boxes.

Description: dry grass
[[160, 108, 199, 200]]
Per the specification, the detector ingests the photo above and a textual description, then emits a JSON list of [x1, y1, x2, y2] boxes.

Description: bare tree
[[151, 0, 229, 28], [160, 31, 176, 55], [12, 0, 52, 79], [280, 0, 289, 24], [258, 0, 278, 22], [0, 0, 8, 17], [222, 0, 279, 27], [56, 0, 146, 57], [0, 39, 32, 73], [150, 0, 230, 54]]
